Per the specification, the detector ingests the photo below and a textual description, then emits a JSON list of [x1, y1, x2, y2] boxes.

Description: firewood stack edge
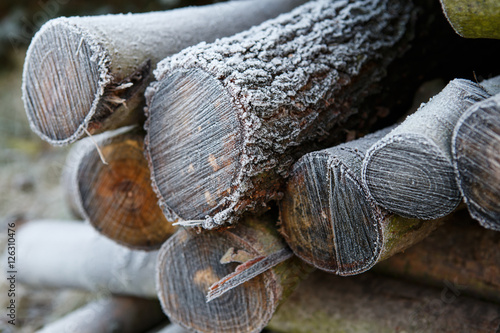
[[6, 0, 500, 332]]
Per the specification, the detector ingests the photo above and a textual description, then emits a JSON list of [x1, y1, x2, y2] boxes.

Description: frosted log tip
[[145, 68, 242, 222], [156, 229, 279, 333]]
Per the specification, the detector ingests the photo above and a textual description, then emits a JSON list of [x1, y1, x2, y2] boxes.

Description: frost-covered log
[[376, 214, 500, 304], [156, 215, 311, 333], [36, 296, 165, 333], [62, 126, 176, 250], [268, 270, 500, 332], [280, 126, 443, 275], [21, 0, 307, 145], [452, 91, 500, 231], [440, 0, 500, 39], [15, 220, 157, 297], [146, 0, 416, 229], [362, 78, 492, 219]]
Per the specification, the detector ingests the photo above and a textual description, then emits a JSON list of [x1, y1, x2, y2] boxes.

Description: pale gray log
[[146, 0, 415, 229], [14, 220, 157, 297], [36, 296, 164, 333], [452, 92, 500, 231], [22, 0, 307, 145], [150, 324, 191, 333], [362, 78, 491, 219]]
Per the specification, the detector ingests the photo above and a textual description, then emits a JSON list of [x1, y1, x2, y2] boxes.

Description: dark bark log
[[452, 91, 500, 231], [156, 214, 312, 333], [36, 296, 165, 333], [21, 0, 307, 145], [62, 126, 176, 250], [362, 78, 492, 219], [146, 0, 417, 229], [268, 270, 500, 333], [375, 211, 500, 304], [280, 126, 444, 275], [15, 220, 157, 297]]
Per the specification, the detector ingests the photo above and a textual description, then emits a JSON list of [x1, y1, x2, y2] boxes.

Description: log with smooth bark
[[146, 0, 416, 229], [362, 78, 492, 219], [36, 296, 165, 333], [21, 0, 307, 145], [14, 220, 157, 297], [62, 126, 176, 249], [439, 0, 500, 39], [280, 127, 443, 275], [452, 92, 500, 231], [375, 212, 500, 304], [156, 215, 312, 333], [268, 270, 500, 333]]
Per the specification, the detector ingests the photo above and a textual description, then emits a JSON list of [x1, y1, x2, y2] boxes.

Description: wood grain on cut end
[[363, 134, 460, 219], [156, 229, 278, 333], [146, 68, 242, 221], [77, 130, 175, 250], [453, 93, 500, 230], [22, 19, 106, 144]]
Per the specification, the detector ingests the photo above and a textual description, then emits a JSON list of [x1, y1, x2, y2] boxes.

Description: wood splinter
[[63, 126, 176, 250]]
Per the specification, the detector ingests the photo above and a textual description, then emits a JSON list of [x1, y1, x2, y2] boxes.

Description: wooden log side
[[375, 212, 500, 304], [14, 220, 157, 298], [268, 270, 500, 333], [362, 78, 491, 220], [62, 126, 176, 250], [452, 92, 500, 231], [280, 127, 443, 275], [150, 324, 191, 333], [440, 0, 500, 39], [156, 215, 311, 333], [21, 0, 307, 145], [36, 296, 165, 333], [146, 0, 416, 229]]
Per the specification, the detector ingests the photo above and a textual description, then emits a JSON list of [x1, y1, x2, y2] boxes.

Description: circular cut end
[[453, 103, 500, 230], [22, 19, 106, 144], [146, 68, 242, 220], [363, 134, 460, 219], [280, 153, 382, 275], [78, 133, 175, 249], [156, 229, 278, 333]]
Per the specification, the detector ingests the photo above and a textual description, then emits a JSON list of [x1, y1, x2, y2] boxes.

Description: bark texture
[[452, 92, 500, 231], [21, 0, 307, 145], [280, 126, 441, 275], [36, 296, 165, 333], [15, 220, 157, 297], [376, 212, 500, 304], [62, 126, 176, 250], [156, 215, 311, 333], [146, 0, 416, 229], [362, 78, 491, 219], [268, 270, 500, 333]]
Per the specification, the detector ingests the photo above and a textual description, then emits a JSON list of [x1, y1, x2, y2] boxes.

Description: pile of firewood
[[10, 0, 500, 332]]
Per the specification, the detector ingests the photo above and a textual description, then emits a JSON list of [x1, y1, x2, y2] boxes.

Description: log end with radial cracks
[[156, 228, 279, 333], [453, 93, 500, 231], [280, 152, 382, 275], [77, 130, 176, 250], [145, 68, 242, 223]]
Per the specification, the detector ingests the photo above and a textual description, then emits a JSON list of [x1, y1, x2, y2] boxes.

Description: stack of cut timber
[[12, 0, 500, 332]]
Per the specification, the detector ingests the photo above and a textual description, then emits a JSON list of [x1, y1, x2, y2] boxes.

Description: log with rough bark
[[375, 212, 500, 304], [62, 126, 176, 249], [439, 0, 500, 39], [279, 126, 445, 275], [452, 92, 500, 231], [14, 220, 157, 297], [362, 78, 492, 219], [146, 0, 417, 229], [156, 214, 312, 333], [268, 270, 500, 332], [36, 296, 165, 333], [21, 0, 307, 145]]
